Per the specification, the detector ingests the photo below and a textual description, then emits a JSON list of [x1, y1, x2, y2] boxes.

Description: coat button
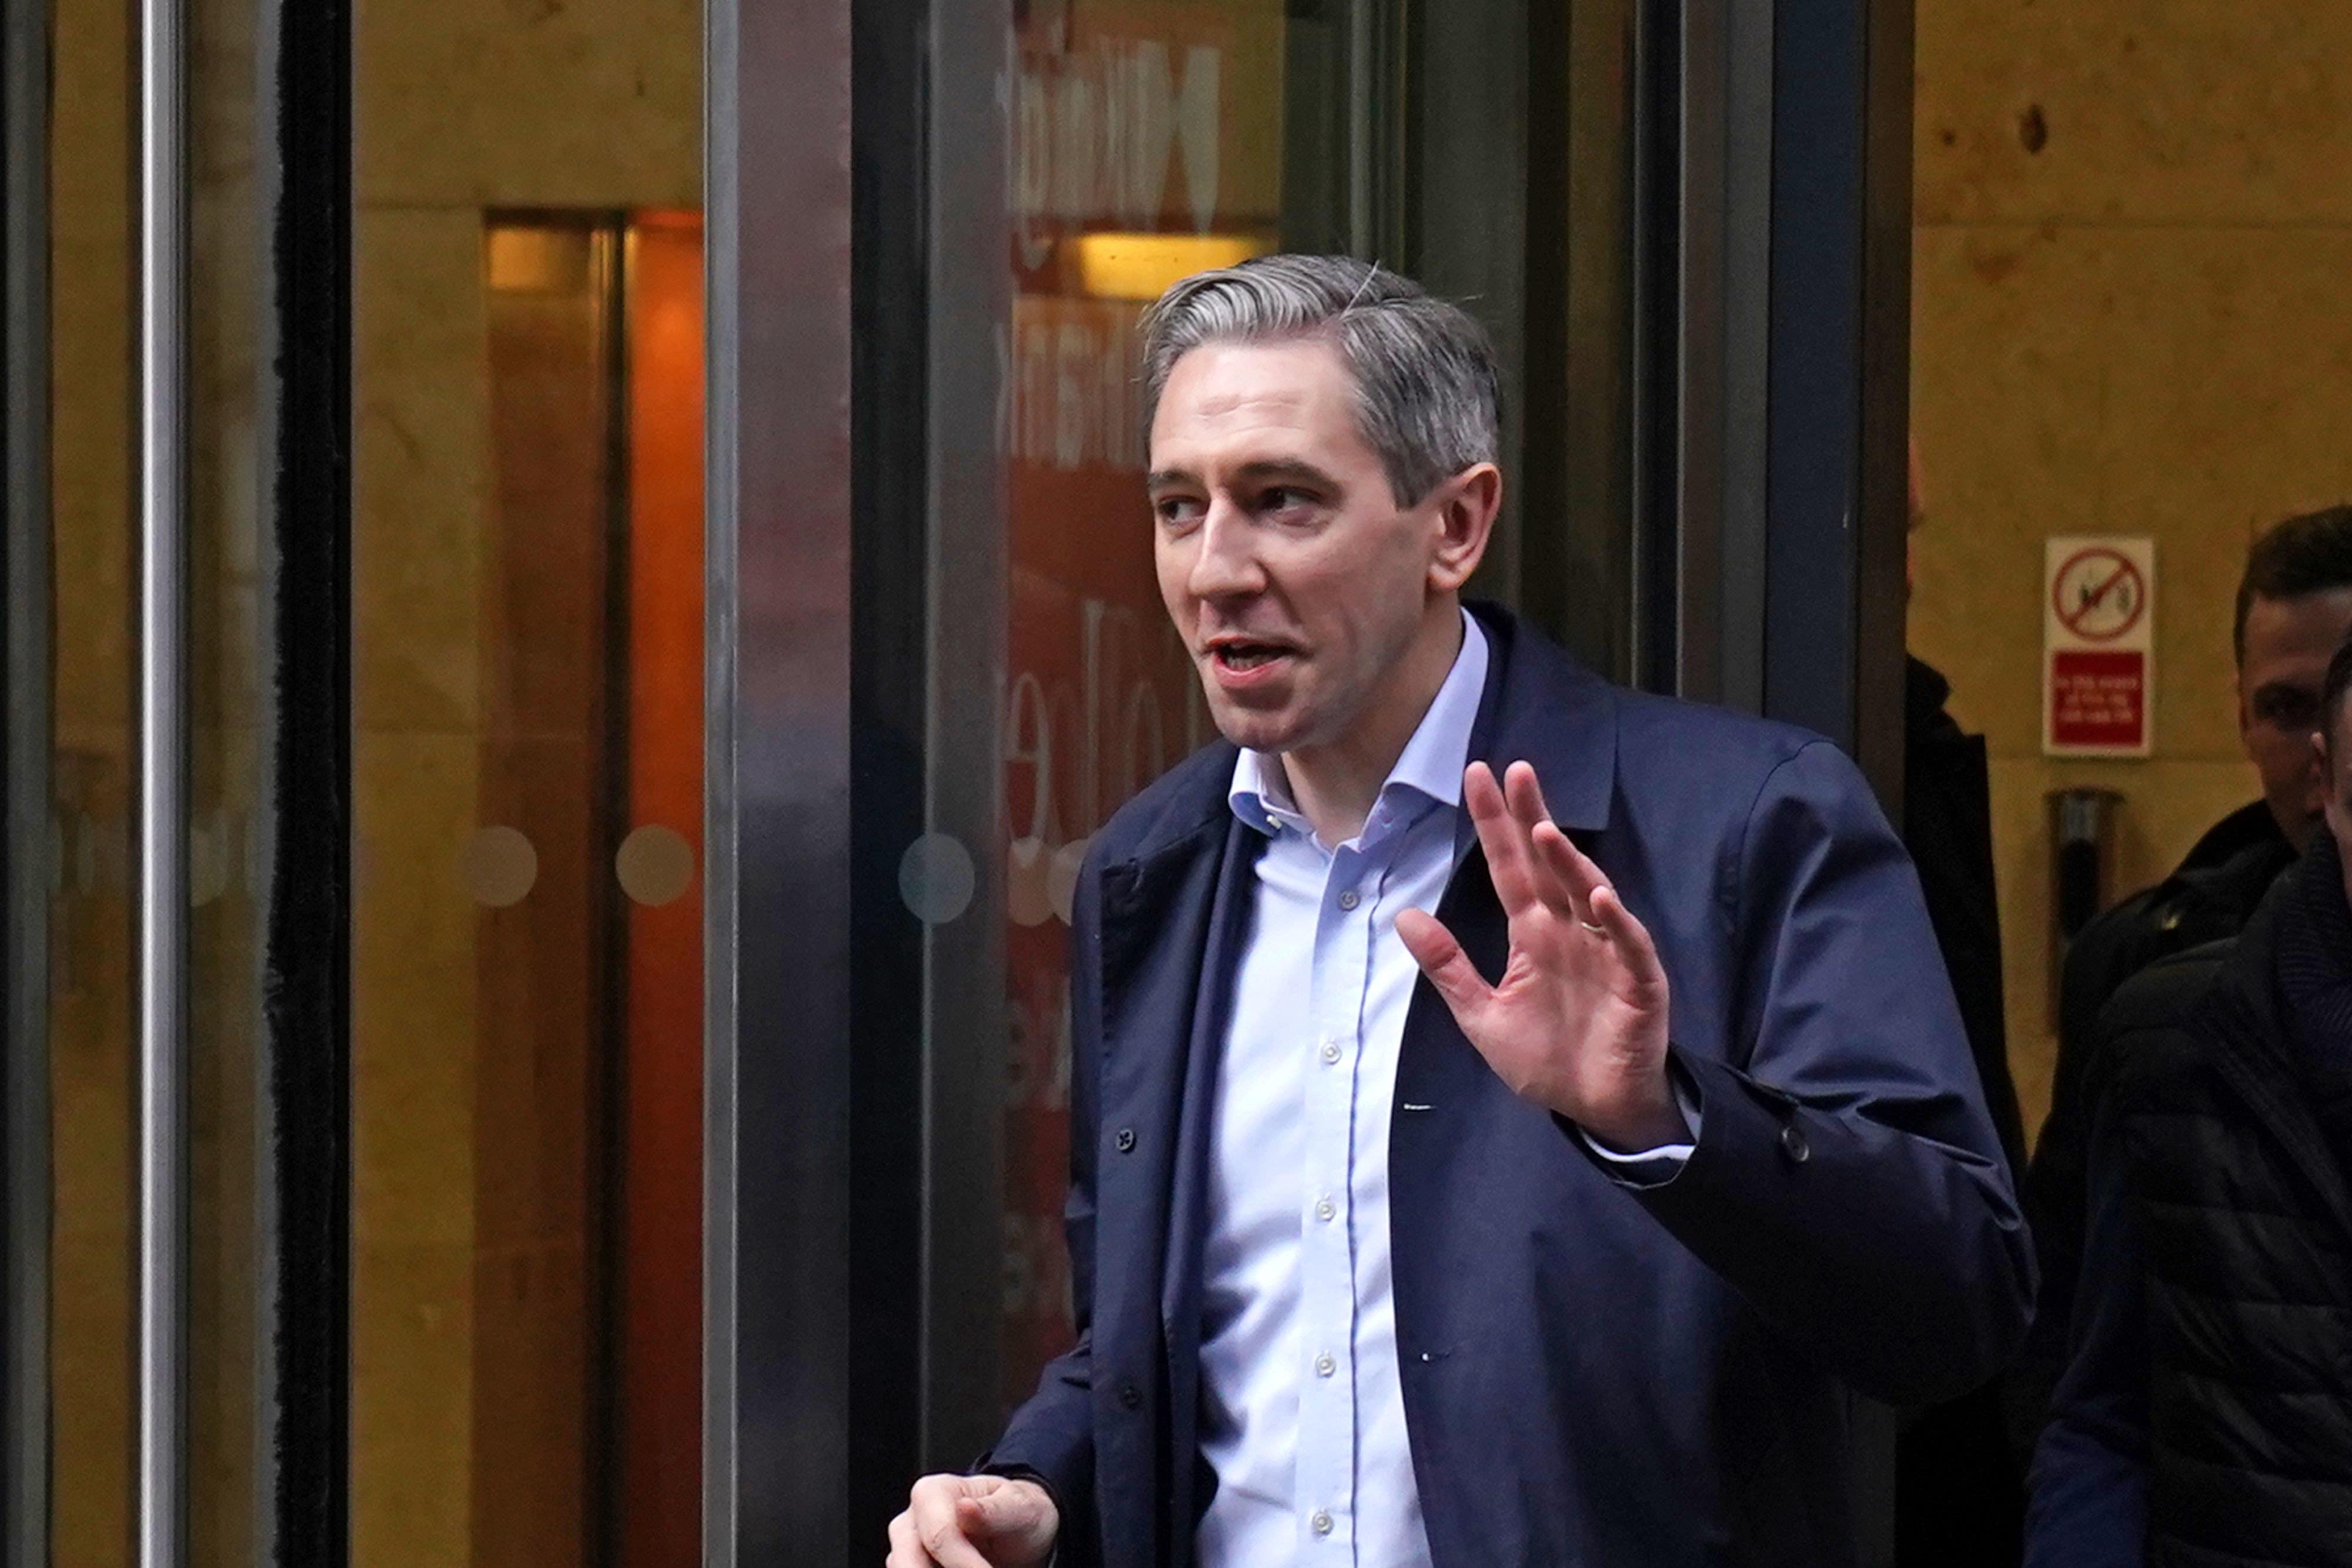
[[1114, 1127, 1136, 1154], [1118, 1381, 1142, 1411], [1778, 1124, 1810, 1165]]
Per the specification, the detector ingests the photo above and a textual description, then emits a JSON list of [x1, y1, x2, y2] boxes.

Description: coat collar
[[1106, 600, 1620, 872], [1456, 600, 1619, 848]]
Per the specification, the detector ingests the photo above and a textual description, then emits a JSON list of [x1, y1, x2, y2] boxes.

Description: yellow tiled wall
[[1911, 1, 2352, 1138]]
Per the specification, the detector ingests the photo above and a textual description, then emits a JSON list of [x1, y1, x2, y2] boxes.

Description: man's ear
[[1429, 464, 1502, 593]]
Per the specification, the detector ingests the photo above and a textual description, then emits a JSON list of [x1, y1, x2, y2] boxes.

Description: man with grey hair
[[890, 255, 2030, 1568]]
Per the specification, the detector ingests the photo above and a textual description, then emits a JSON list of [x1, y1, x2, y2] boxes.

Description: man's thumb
[[956, 1490, 1018, 1537]]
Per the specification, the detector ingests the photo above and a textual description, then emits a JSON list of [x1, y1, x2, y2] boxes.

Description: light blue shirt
[[1195, 612, 1690, 1567]]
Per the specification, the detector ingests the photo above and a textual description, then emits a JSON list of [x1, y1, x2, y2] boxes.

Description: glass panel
[[993, 0, 1363, 1415], [931, 0, 1616, 1452], [34, 0, 276, 1556], [349, 0, 704, 1551], [186, 0, 273, 1554], [13, 0, 706, 1558], [44, 0, 139, 1547]]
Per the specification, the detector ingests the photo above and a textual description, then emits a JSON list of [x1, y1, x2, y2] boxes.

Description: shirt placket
[[1296, 832, 1381, 1559]]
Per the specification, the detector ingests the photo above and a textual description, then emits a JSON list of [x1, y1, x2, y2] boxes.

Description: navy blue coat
[[985, 604, 2034, 1567]]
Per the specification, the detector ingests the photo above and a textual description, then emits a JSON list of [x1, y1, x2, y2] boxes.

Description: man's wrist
[[1580, 1070, 1690, 1154]]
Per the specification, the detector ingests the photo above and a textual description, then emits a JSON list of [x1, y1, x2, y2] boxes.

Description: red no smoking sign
[[2051, 546, 2149, 643], [2044, 537, 2155, 756]]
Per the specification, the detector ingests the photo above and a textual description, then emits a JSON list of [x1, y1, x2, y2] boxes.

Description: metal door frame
[[1637, 0, 1910, 810], [703, 0, 858, 1557]]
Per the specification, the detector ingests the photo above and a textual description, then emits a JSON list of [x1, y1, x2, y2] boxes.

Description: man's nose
[[1187, 504, 1264, 599]]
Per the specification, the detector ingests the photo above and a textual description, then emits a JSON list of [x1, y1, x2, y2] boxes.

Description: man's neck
[[1281, 606, 1465, 847]]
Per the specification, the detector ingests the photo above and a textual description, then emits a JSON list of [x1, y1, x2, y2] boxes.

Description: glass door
[[2, 2, 708, 1564]]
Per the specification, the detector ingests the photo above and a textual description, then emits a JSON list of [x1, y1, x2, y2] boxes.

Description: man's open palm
[[1395, 760, 1685, 1152]]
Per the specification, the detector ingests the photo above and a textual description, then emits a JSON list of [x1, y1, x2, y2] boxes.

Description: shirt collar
[[1228, 610, 1490, 841]]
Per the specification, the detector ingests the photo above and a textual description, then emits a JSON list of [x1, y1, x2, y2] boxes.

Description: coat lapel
[[1161, 817, 1264, 1540], [1088, 749, 1250, 1564], [1393, 607, 1625, 1400]]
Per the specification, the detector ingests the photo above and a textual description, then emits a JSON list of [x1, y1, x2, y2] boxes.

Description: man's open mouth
[[1209, 640, 1293, 671]]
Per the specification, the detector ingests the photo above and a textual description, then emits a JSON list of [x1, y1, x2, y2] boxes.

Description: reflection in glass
[[349, 208, 704, 1567], [38, 0, 276, 1554], [996, 0, 1359, 1412]]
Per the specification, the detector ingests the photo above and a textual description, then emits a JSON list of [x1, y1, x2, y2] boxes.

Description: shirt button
[[1114, 1127, 1137, 1154], [1118, 1381, 1142, 1411], [1337, 889, 1361, 911], [1311, 1509, 1334, 1536], [1779, 1124, 1810, 1164], [1315, 1196, 1336, 1222], [1319, 1039, 1342, 1065], [1315, 1352, 1337, 1378]]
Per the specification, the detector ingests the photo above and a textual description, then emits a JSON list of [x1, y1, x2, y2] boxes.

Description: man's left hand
[[1395, 760, 1686, 1152]]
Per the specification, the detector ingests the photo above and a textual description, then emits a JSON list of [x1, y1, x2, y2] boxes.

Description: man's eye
[[1155, 496, 1205, 527], [1258, 487, 1315, 514], [2254, 687, 2323, 730]]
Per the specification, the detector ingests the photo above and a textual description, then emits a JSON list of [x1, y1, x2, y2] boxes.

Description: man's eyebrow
[[1144, 461, 1342, 490], [1228, 459, 1344, 490]]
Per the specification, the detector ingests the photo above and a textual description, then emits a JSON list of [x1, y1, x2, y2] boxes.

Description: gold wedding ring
[[1579, 920, 1606, 935]]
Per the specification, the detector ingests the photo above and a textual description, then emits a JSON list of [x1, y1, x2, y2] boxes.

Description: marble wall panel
[[1917, 0, 2352, 228], [356, 0, 700, 209], [1910, 222, 2114, 761], [351, 1241, 476, 1568], [353, 731, 482, 1249], [356, 207, 490, 735]]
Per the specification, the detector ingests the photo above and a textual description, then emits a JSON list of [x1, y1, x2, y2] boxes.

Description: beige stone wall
[[1910, 2, 2352, 1137]]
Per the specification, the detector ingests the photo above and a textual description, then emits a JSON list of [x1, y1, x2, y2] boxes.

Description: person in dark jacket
[[2015, 506, 2352, 1444], [2023, 631, 2352, 1566], [1896, 443, 2030, 1566]]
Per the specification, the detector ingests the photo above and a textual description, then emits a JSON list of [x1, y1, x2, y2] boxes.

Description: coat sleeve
[[1625, 739, 2037, 1406], [978, 854, 1104, 1566]]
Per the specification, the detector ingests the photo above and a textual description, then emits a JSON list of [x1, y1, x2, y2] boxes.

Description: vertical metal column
[[705, 0, 857, 1557], [2, 0, 55, 1555], [136, 0, 189, 1559]]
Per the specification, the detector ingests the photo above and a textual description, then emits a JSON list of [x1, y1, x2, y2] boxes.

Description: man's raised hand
[[1394, 760, 1685, 1152]]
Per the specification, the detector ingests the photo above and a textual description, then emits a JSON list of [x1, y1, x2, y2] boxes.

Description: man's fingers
[[1502, 760, 1552, 828], [1465, 762, 1541, 917], [1397, 908, 1495, 1026], [918, 1517, 992, 1568], [903, 1486, 993, 1568], [1529, 821, 1603, 926], [887, 1510, 932, 1568], [1589, 884, 1669, 995]]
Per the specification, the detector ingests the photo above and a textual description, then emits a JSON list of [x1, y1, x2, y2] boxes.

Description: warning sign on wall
[[2044, 536, 2156, 757]]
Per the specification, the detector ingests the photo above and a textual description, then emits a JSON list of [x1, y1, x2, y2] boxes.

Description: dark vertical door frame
[[1758, 0, 1910, 805], [1640, 0, 1909, 800], [1641, 2, 1910, 1560], [703, 0, 858, 1560], [266, 0, 354, 1559], [1641, 0, 1916, 1540], [2, 0, 54, 1556]]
